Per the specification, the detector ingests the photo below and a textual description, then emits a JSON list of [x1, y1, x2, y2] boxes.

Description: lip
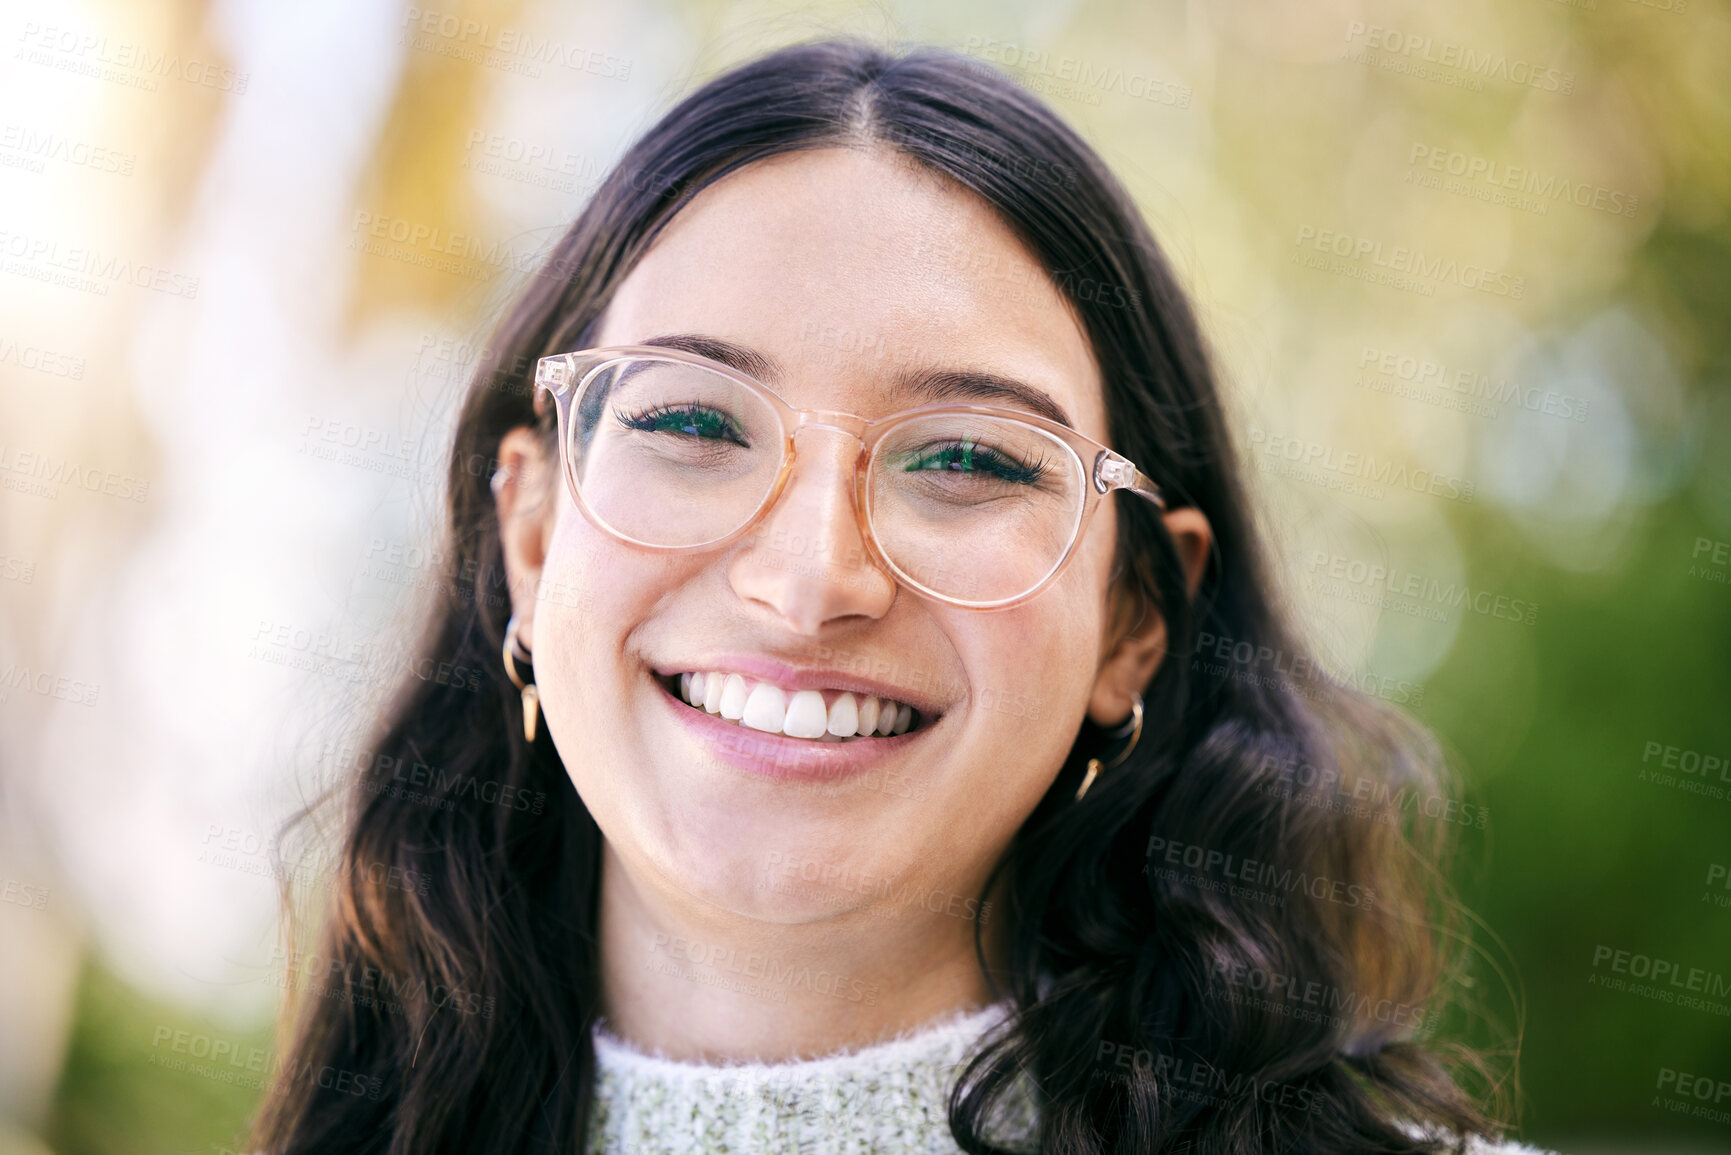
[[648, 653, 948, 719], [651, 670, 939, 783]]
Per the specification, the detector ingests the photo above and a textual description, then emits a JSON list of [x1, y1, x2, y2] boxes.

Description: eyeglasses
[[532, 345, 1167, 610]]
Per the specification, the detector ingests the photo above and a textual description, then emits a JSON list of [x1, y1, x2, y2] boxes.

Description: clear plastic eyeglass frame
[[532, 344, 1168, 610]]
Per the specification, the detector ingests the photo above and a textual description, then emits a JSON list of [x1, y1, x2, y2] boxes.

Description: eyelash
[[614, 404, 750, 446], [903, 440, 1051, 485]]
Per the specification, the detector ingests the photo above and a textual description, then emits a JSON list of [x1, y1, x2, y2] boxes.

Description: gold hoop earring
[[1075, 692, 1143, 801], [502, 614, 540, 743]]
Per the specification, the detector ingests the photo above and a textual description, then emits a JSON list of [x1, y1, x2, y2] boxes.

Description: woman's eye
[[615, 405, 749, 446], [904, 440, 1046, 485]]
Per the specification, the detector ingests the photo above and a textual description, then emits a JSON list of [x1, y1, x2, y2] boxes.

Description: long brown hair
[[252, 39, 1512, 1155]]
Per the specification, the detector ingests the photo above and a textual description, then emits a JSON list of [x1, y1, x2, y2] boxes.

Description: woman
[[252, 39, 1548, 1155]]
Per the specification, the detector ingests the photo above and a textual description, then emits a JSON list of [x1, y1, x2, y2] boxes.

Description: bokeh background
[[2, 0, 1729, 1152]]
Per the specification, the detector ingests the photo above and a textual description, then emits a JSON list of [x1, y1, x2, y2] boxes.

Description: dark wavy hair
[[251, 38, 1514, 1155]]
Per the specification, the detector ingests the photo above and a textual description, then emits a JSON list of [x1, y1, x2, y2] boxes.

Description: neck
[[596, 840, 1008, 1063]]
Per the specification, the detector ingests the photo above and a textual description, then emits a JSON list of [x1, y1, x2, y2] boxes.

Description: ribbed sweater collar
[[585, 1000, 1036, 1154]]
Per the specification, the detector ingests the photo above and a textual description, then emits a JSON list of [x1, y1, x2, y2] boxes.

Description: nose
[[727, 426, 897, 633]]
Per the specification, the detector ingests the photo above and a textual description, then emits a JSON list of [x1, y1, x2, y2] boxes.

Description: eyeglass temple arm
[[1093, 451, 1167, 511]]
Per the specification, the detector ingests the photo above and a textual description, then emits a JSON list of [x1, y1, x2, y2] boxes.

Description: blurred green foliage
[[45, 961, 270, 1155]]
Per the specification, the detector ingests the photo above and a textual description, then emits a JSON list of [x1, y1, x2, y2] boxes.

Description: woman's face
[[500, 146, 1200, 930]]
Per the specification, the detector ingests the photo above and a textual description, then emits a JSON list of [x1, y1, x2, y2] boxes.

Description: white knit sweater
[[586, 1002, 1036, 1154], [583, 1001, 1558, 1155]]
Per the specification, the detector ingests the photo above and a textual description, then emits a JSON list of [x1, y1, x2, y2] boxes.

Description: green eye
[[903, 439, 1048, 485], [616, 404, 749, 446]]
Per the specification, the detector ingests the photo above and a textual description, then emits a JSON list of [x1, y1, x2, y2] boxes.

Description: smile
[[660, 671, 925, 742]]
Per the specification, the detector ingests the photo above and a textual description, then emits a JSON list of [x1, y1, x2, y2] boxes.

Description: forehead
[[595, 147, 1106, 440]]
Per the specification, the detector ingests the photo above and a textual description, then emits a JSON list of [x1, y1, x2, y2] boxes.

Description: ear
[[493, 426, 558, 650], [1086, 507, 1212, 727]]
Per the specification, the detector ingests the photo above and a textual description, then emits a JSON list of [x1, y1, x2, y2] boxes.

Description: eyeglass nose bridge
[[756, 407, 891, 577], [789, 408, 870, 442]]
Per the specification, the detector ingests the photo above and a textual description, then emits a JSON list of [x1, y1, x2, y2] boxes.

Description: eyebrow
[[640, 333, 780, 383], [636, 332, 1075, 429]]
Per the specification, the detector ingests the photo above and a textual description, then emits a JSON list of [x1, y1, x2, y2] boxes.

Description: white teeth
[[718, 674, 749, 720], [742, 682, 788, 733], [783, 690, 829, 738], [670, 672, 921, 741], [827, 692, 859, 738]]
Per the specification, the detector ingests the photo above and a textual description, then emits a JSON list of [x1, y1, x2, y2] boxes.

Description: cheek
[[527, 509, 640, 755], [528, 500, 710, 768], [950, 598, 1104, 783]]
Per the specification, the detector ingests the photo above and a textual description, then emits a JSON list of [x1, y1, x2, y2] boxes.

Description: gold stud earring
[[1075, 692, 1143, 801], [502, 614, 540, 743]]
